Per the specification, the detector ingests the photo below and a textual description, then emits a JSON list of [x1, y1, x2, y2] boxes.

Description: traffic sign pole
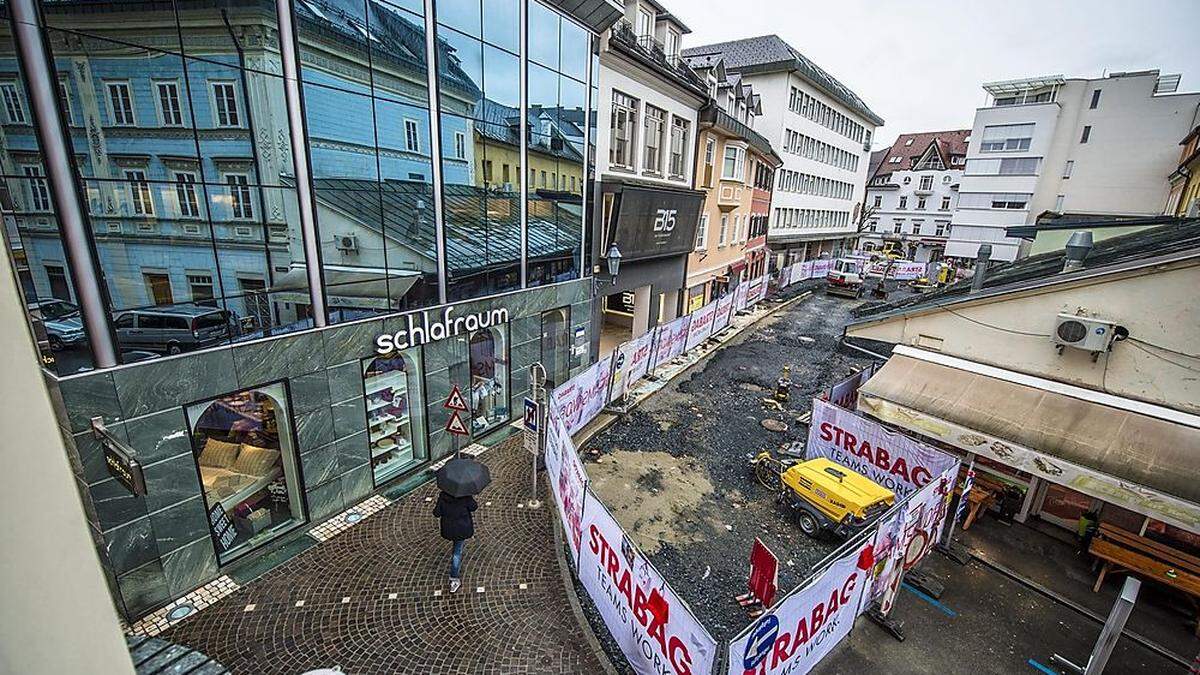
[[443, 384, 471, 458]]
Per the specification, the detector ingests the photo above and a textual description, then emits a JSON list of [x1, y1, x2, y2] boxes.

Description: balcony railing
[[610, 20, 706, 93]]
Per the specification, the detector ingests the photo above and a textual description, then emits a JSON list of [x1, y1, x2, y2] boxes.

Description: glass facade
[[0, 0, 596, 374]]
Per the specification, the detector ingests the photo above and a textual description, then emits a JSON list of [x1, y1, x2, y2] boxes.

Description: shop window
[[469, 324, 509, 434], [540, 307, 570, 390], [363, 347, 429, 485], [185, 382, 305, 564]]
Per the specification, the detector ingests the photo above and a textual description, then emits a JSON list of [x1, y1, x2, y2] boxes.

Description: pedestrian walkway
[[161, 435, 604, 675]]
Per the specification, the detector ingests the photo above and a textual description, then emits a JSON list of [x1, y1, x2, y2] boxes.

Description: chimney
[[970, 244, 991, 293], [1062, 231, 1093, 272]]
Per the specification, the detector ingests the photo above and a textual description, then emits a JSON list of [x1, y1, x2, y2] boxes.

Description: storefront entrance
[[185, 381, 306, 565], [599, 287, 641, 356], [540, 307, 571, 390]]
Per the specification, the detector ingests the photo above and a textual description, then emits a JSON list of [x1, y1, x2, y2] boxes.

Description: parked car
[[113, 306, 234, 355], [27, 299, 86, 352]]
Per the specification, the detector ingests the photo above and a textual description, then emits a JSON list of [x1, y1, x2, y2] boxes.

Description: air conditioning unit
[[1053, 313, 1117, 354], [335, 234, 358, 253]]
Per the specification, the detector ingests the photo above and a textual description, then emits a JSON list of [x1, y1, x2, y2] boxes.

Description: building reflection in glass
[[0, 0, 594, 372]]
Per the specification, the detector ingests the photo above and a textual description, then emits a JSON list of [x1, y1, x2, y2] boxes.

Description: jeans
[[449, 539, 466, 579]]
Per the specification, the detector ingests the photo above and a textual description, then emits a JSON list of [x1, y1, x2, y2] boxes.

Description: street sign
[[443, 385, 469, 412], [445, 411, 470, 436], [524, 398, 541, 455]]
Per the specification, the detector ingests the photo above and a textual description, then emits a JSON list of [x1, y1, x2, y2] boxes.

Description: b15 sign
[[579, 496, 718, 675], [806, 399, 958, 499]]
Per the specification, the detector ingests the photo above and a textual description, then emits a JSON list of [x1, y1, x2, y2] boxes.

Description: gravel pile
[[575, 283, 879, 663]]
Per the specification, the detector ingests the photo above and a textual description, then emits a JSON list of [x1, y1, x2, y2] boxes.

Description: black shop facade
[[591, 178, 704, 357]]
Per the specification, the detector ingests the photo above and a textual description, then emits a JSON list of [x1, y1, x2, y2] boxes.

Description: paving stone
[[162, 436, 603, 674]]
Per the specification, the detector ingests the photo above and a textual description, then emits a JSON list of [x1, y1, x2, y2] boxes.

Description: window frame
[[0, 81, 26, 124], [224, 173, 254, 220], [173, 171, 202, 219], [154, 80, 184, 127], [209, 81, 241, 128], [21, 165, 52, 212], [124, 169, 154, 216], [105, 81, 136, 127], [403, 118, 421, 153], [642, 104, 666, 175]]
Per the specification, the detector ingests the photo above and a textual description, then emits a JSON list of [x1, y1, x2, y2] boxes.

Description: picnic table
[[954, 472, 1005, 531], [1088, 522, 1200, 636]]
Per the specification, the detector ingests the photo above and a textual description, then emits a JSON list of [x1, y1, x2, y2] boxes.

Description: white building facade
[[947, 70, 1200, 262], [861, 130, 970, 262], [683, 35, 882, 267]]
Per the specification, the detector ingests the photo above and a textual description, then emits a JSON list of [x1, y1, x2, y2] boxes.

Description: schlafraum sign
[[580, 496, 718, 675], [805, 399, 958, 499], [729, 539, 873, 675], [374, 306, 509, 354]]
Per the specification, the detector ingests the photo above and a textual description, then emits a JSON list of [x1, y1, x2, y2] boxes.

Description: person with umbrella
[[433, 457, 491, 593]]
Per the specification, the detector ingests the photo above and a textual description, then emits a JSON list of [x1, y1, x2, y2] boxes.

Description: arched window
[[363, 348, 428, 484], [469, 325, 509, 433], [186, 382, 303, 564]]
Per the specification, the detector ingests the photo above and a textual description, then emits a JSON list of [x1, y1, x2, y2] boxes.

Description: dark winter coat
[[433, 492, 477, 542]]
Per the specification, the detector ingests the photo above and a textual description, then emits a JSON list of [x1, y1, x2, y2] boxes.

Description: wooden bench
[[953, 473, 1005, 531], [1089, 522, 1200, 635]]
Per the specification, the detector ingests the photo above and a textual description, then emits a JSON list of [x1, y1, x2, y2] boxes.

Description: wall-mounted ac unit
[[1053, 313, 1117, 354], [335, 234, 358, 253]]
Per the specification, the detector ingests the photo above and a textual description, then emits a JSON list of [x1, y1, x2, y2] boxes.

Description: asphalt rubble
[[572, 281, 881, 670]]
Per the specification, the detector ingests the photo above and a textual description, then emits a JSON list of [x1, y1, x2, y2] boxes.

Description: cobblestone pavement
[[163, 436, 603, 675]]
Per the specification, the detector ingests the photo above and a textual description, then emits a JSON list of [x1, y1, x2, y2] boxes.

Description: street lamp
[[605, 243, 622, 284]]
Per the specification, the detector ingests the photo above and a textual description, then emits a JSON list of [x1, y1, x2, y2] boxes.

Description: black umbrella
[[436, 457, 492, 497]]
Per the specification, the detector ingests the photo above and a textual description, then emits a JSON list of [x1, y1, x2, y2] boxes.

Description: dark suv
[[113, 306, 234, 355]]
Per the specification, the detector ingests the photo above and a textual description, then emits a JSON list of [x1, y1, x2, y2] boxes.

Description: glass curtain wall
[[39, 0, 313, 360], [434, 0, 524, 301], [0, 1, 97, 374], [295, 0, 440, 323], [525, 0, 586, 287]]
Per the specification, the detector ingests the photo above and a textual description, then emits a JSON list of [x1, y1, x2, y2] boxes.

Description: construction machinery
[[753, 452, 895, 537]]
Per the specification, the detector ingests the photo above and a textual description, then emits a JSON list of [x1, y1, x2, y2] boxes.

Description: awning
[[857, 349, 1200, 532], [272, 264, 420, 301]]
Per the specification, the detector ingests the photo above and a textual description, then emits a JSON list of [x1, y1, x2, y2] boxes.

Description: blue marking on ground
[[901, 582, 958, 617], [1027, 658, 1059, 674]]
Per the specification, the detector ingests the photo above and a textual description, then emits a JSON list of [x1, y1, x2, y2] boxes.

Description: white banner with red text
[[805, 399, 959, 499], [712, 294, 736, 334], [733, 282, 750, 312], [728, 538, 874, 675], [543, 413, 589, 564], [650, 315, 691, 370], [875, 466, 957, 614], [685, 301, 719, 352], [579, 493, 719, 675], [549, 354, 613, 436]]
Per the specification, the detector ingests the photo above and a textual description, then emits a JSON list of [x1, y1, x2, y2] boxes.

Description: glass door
[[540, 306, 570, 390]]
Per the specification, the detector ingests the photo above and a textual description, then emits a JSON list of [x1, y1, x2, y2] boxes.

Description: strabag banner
[[798, 261, 814, 281], [805, 399, 959, 499], [579, 494, 719, 675], [543, 412, 588, 564], [826, 364, 877, 410], [685, 301, 718, 352], [651, 315, 691, 370], [712, 294, 736, 334], [811, 259, 832, 278], [728, 539, 873, 675], [550, 354, 613, 436]]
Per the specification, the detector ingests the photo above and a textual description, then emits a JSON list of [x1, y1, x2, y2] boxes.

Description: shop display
[[469, 327, 509, 433], [364, 355, 420, 483], [187, 383, 303, 563]]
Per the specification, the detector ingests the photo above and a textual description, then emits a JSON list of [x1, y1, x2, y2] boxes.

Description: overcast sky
[[679, 0, 1200, 150]]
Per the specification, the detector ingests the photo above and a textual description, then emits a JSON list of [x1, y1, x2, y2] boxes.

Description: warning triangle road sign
[[445, 411, 470, 436], [443, 385, 469, 412]]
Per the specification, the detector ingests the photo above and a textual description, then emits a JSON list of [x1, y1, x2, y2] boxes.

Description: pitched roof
[[871, 129, 971, 181], [867, 148, 889, 179], [849, 218, 1200, 323], [683, 34, 883, 126]]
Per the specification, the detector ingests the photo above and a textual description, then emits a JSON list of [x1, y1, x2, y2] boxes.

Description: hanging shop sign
[[91, 416, 147, 496], [729, 539, 874, 675], [374, 306, 510, 354], [579, 494, 718, 675], [806, 399, 959, 499]]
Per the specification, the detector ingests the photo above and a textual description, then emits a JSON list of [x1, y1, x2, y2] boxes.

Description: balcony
[[609, 20, 708, 96]]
